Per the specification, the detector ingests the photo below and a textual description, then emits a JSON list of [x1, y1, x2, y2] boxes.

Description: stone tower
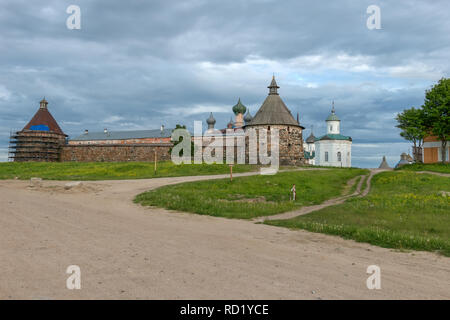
[[244, 76, 305, 166], [10, 98, 67, 161]]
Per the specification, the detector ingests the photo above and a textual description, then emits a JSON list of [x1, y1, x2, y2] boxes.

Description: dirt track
[[0, 173, 449, 299]]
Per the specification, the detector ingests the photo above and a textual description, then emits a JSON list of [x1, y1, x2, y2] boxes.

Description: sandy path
[[0, 173, 449, 300]]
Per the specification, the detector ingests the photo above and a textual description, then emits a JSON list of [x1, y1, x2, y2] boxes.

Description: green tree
[[422, 78, 450, 162], [395, 107, 426, 162]]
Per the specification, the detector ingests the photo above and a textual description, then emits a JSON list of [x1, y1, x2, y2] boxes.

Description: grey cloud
[[0, 0, 448, 166]]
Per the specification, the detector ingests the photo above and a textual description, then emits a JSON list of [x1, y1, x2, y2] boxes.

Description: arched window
[[337, 151, 342, 162], [330, 125, 333, 132], [325, 151, 329, 162]]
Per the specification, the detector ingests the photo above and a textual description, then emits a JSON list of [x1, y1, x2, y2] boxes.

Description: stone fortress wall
[[61, 144, 172, 162]]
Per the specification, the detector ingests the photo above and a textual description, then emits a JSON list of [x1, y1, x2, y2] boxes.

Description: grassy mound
[[266, 171, 450, 256], [135, 168, 368, 219]]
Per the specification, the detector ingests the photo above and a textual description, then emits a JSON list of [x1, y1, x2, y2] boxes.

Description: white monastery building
[[304, 126, 316, 165], [314, 103, 352, 167]]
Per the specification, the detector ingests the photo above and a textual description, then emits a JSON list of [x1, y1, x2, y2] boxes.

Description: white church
[[304, 103, 352, 167]]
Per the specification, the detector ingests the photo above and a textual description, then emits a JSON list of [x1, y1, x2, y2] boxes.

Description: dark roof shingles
[[247, 94, 302, 127], [23, 108, 65, 135]]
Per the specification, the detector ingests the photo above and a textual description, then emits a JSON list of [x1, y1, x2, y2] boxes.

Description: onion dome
[[232, 98, 247, 115], [326, 101, 340, 121], [206, 112, 216, 129], [306, 125, 316, 143], [244, 109, 253, 123], [306, 132, 316, 144]]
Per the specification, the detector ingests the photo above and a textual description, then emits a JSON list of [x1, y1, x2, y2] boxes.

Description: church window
[[325, 151, 329, 162], [337, 152, 341, 162]]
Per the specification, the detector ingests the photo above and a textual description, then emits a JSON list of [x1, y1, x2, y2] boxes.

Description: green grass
[[266, 171, 450, 256], [397, 163, 450, 174], [0, 161, 258, 181], [134, 168, 368, 219]]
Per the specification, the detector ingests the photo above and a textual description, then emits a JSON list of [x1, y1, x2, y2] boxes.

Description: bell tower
[[326, 101, 340, 134]]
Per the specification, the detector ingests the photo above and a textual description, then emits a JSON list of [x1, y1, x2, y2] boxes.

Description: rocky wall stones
[[61, 144, 173, 162]]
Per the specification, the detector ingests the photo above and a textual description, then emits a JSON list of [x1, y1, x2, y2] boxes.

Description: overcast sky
[[0, 0, 449, 167]]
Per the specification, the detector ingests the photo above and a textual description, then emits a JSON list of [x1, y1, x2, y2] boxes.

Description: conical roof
[[22, 98, 66, 135], [378, 156, 391, 169], [247, 77, 302, 127], [227, 117, 234, 129]]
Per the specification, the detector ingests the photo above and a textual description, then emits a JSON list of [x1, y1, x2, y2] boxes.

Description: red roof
[[23, 103, 66, 135]]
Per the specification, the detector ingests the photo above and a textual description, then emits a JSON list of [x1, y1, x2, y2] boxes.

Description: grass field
[[266, 171, 450, 256], [397, 163, 450, 174], [135, 168, 368, 219], [0, 161, 257, 180]]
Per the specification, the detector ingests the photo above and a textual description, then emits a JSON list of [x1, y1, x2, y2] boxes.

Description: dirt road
[[0, 174, 449, 299]]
